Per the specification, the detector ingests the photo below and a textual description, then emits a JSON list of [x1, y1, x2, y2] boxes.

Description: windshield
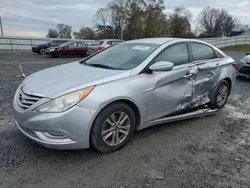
[[85, 43, 159, 70]]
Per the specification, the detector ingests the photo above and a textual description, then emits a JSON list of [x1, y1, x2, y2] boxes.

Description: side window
[[78, 42, 87, 47], [68, 42, 78, 48], [107, 41, 113, 45], [190, 43, 216, 61], [154, 43, 189, 66]]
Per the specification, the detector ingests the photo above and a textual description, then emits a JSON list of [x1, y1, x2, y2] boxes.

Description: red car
[[45, 41, 93, 58]]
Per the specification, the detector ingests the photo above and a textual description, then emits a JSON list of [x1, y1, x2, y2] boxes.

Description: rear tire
[[90, 102, 136, 153], [209, 80, 230, 109]]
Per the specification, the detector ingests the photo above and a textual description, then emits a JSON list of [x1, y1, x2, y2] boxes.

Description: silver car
[[237, 52, 250, 78], [13, 38, 236, 153]]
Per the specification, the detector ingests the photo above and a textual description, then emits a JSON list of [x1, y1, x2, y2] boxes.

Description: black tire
[[209, 80, 230, 109], [90, 102, 136, 153], [57, 51, 64, 58], [39, 48, 45, 55]]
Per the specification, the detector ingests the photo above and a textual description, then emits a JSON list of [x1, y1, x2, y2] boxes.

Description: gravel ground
[[1, 51, 250, 188]]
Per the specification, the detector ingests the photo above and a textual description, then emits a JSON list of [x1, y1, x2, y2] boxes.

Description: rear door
[[188, 42, 222, 106], [146, 42, 195, 121]]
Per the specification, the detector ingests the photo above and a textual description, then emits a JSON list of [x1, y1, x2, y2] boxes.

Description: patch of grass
[[221, 45, 250, 52]]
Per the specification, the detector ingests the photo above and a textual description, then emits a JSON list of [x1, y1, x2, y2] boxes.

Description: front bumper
[[13, 104, 97, 150]]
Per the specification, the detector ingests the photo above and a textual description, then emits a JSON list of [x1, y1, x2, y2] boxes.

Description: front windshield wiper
[[79, 60, 87, 65], [87, 64, 115, 70]]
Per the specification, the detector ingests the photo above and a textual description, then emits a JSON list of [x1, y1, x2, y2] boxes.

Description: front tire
[[90, 102, 136, 153], [39, 48, 45, 55], [57, 51, 64, 58], [209, 80, 230, 109]]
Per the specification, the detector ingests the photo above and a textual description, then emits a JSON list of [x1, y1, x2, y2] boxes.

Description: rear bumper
[[32, 48, 39, 53]]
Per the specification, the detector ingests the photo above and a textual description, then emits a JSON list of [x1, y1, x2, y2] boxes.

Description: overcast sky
[[1, 0, 250, 37]]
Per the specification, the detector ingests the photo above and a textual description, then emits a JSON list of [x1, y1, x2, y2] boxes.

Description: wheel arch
[[89, 99, 142, 148], [224, 77, 232, 94]]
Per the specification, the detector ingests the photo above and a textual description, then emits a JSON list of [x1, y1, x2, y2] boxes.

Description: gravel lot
[[1, 50, 250, 188]]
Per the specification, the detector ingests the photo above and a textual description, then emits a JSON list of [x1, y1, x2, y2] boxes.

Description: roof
[[125, 37, 180, 45]]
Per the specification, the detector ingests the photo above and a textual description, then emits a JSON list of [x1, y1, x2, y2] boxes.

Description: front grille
[[16, 87, 43, 110], [239, 67, 250, 75]]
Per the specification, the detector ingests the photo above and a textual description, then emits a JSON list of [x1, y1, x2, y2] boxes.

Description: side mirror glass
[[149, 61, 174, 72]]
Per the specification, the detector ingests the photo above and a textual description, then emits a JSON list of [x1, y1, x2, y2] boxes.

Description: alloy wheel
[[40, 49, 45, 55], [217, 84, 228, 106], [101, 111, 131, 146]]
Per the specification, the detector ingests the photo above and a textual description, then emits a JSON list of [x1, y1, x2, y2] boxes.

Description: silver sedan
[[13, 38, 236, 153], [237, 52, 250, 78]]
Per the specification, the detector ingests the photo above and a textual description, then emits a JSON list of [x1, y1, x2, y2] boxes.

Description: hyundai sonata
[[13, 38, 236, 153]]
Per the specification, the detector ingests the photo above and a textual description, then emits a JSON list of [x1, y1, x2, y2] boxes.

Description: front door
[[64, 42, 78, 55], [146, 42, 195, 121], [189, 42, 221, 106]]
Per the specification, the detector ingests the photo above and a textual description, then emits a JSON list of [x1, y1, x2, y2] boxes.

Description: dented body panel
[[13, 38, 236, 149]]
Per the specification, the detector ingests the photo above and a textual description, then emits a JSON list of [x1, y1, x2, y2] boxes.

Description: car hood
[[46, 46, 61, 50], [21, 61, 130, 98], [242, 55, 250, 62], [37, 43, 48, 48]]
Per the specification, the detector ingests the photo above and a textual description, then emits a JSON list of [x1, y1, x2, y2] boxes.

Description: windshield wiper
[[79, 60, 87, 65], [88, 64, 115, 70]]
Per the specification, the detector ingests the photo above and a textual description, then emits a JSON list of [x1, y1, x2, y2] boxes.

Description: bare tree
[[73, 27, 95, 39], [56, 23, 72, 39], [46, 29, 59, 38], [197, 7, 238, 37], [95, 8, 109, 36]]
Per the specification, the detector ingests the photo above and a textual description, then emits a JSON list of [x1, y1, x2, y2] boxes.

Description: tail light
[[97, 46, 105, 51], [232, 62, 238, 70]]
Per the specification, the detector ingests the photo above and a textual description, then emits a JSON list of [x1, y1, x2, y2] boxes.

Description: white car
[[88, 39, 124, 55]]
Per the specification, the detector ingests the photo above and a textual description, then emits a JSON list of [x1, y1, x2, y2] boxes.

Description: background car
[[87, 39, 124, 55], [14, 38, 236, 153], [237, 52, 250, 78], [45, 41, 94, 57], [32, 39, 69, 55]]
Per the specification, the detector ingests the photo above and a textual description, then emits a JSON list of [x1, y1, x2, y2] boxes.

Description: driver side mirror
[[246, 52, 250, 56], [149, 61, 174, 72]]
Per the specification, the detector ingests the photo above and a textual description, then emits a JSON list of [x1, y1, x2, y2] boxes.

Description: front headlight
[[49, 48, 55, 52], [34, 86, 94, 113]]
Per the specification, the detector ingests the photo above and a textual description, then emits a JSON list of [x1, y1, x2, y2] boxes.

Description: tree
[[95, 24, 114, 39], [168, 7, 193, 37], [95, 8, 109, 36], [56, 23, 72, 38], [73, 27, 95, 39], [46, 29, 59, 38], [197, 7, 239, 37]]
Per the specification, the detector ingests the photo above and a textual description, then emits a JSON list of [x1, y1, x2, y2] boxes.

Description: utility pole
[[0, 16, 3, 36]]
